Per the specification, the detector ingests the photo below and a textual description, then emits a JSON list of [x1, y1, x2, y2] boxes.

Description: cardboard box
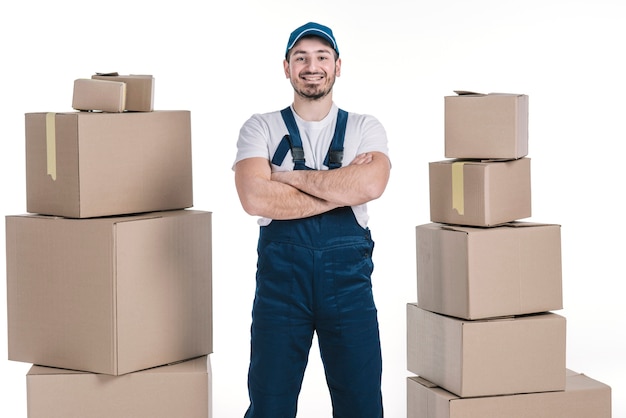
[[6, 210, 212, 375], [429, 158, 531, 227], [92, 73, 154, 111], [406, 303, 566, 398], [72, 78, 127, 113], [27, 356, 212, 418], [25, 110, 193, 218], [416, 222, 562, 319], [407, 370, 611, 418], [444, 91, 529, 159]]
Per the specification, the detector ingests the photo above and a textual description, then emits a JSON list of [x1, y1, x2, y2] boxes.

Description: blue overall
[[244, 107, 384, 418]]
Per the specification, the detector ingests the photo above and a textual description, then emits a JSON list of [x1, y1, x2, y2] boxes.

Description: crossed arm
[[234, 151, 391, 220]]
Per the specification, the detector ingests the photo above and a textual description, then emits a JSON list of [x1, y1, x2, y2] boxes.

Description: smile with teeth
[[301, 73, 324, 81]]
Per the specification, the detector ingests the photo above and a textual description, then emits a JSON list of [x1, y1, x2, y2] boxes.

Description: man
[[233, 21, 391, 418]]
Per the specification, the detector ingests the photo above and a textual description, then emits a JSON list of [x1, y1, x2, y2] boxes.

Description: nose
[[304, 59, 320, 72]]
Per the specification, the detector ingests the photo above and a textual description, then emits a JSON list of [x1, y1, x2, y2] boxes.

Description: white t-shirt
[[233, 103, 389, 228]]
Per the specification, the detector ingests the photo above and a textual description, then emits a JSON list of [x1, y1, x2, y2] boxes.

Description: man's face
[[284, 37, 341, 101]]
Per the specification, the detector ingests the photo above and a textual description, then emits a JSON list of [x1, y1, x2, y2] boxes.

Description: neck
[[292, 93, 333, 122]]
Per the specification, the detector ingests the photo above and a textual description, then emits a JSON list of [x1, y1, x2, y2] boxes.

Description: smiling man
[[233, 22, 391, 418]]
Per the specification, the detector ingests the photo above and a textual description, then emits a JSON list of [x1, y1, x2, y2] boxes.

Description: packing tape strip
[[45, 112, 57, 180], [451, 161, 465, 215]]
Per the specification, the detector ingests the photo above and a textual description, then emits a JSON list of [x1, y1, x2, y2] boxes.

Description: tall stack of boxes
[[5, 74, 213, 418], [406, 91, 612, 417]]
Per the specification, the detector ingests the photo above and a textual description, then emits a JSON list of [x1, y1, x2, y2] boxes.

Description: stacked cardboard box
[[406, 91, 612, 416], [5, 74, 213, 417]]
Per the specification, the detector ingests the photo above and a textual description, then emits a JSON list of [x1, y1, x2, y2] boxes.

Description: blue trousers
[[244, 207, 383, 418]]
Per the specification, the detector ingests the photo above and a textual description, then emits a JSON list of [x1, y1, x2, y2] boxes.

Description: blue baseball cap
[[285, 22, 339, 58]]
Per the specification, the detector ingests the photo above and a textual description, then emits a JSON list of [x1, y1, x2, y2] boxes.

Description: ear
[[283, 59, 290, 78], [335, 58, 342, 77]]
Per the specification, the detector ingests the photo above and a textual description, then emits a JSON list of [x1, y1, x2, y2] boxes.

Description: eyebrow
[[291, 48, 333, 57]]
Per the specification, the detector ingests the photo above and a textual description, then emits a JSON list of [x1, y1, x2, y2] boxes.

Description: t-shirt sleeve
[[232, 114, 271, 170], [354, 114, 390, 159]]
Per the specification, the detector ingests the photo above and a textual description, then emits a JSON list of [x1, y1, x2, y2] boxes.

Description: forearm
[[272, 152, 390, 206], [244, 180, 339, 220], [235, 158, 339, 220]]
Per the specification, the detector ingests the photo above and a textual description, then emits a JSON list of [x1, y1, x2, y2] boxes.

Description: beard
[[291, 71, 336, 101]]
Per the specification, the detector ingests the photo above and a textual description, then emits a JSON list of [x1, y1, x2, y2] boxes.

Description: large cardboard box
[[72, 78, 127, 113], [407, 370, 611, 418], [91, 73, 155, 111], [416, 222, 562, 319], [6, 210, 212, 375], [444, 91, 529, 159], [406, 303, 566, 398], [429, 158, 531, 227], [25, 110, 193, 218], [27, 356, 212, 418]]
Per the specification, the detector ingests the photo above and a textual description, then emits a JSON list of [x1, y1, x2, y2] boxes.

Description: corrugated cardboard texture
[[27, 356, 212, 418], [25, 110, 193, 218], [444, 92, 529, 159], [6, 210, 212, 375], [407, 370, 611, 418], [416, 222, 563, 319], [406, 303, 566, 398], [72, 78, 126, 112], [429, 158, 531, 226], [91, 74, 154, 111]]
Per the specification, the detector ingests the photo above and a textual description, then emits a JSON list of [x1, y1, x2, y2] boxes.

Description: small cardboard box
[[445, 91, 529, 159], [72, 78, 127, 113], [92, 73, 154, 111], [416, 222, 562, 319], [407, 370, 611, 418], [6, 210, 212, 376], [25, 110, 193, 218], [429, 158, 531, 227], [27, 356, 212, 418], [406, 303, 566, 398]]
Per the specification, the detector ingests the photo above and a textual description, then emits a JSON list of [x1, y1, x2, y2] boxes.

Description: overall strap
[[323, 108, 348, 169], [271, 107, 308, 170]]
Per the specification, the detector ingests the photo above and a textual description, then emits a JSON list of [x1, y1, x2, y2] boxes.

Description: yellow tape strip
[[452, 161, 465, 215], [45, 112, 57, 180]]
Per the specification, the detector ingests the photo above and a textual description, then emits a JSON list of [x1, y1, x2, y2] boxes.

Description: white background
[[1, 0, 624, 416]]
